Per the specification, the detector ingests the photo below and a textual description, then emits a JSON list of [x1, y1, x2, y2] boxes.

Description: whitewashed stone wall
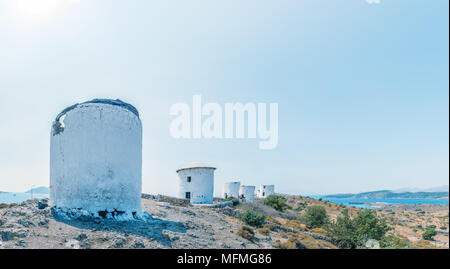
[[176, 164, 215, 204], [50, 99, 142, 217], [222, 182, 240, 199], [257, 185, 275, 198], [239, 185, 255, 202]]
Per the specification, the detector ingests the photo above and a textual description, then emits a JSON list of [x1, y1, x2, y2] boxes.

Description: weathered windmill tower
[[50, 99, 142, 219], [176, 162, 216, 204], [256, 184, 275, 198], [222, 182, 240, 199], [239, 185, 256, 202]]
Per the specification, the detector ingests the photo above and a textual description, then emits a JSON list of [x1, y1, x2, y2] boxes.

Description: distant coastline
[[25, 186, 50, 194], [2, 186, 449, 208], [323, 190, 449, 200], [317, 197, 449, 209], [0, 186, 49, 204]]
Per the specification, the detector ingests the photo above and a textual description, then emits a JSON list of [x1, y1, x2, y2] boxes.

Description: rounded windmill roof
[[176, 162, 216, 173], [55, 98, 139, 121]]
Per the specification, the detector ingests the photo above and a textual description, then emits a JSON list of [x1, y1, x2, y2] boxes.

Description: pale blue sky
[[0, 0, 448, 195]]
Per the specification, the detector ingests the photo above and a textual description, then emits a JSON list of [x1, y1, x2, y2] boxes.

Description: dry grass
[[274, 232, 337, 249], [237, 225, 255, 241], [310, 227, 330, 237], [266, 216, 281, 224], [284, 220, 307, 231], [256, 228, 270, 235], [410, 240, 438, 249], [263, 223, 278, 231], [273, 240, 298, 249]]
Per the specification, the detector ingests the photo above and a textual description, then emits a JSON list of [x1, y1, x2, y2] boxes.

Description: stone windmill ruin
[[50, 99, 145, 220]]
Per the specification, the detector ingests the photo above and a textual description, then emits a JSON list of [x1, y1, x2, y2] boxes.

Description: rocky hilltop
[[0, 195, 335, 249], [0, 194, 448, 249]]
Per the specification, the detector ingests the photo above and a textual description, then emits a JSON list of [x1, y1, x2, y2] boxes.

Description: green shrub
[[380, 235, 410, 249], [326, 210, 391, 249], [0, 203, 8, 209], [299, 206, 329, 228], [225, 197, 239, 206], [237, 210, 266, 227], [237, 225, 255, 241], [422, 228, 437, 241], [263, 195, 289, 212]]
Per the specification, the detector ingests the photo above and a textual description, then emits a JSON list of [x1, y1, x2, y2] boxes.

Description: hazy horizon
[[2, 184, 449, 197]]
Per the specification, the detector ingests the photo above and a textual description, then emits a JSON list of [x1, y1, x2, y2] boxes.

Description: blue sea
[[2, 192, 448, 209], [315, 197, 449, 209], [0, 192, 49, 204]]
